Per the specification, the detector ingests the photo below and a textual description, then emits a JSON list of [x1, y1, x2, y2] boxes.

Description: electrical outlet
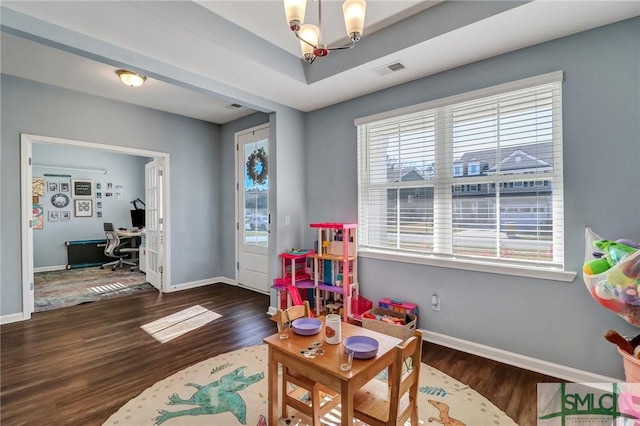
[[431, 294, 440, 311]]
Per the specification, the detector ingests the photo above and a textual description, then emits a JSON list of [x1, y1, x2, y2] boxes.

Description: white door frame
[[20, 133, 171, 320]]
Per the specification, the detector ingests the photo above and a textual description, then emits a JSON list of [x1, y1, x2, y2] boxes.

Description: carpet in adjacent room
[[35, 267, 155, 312]]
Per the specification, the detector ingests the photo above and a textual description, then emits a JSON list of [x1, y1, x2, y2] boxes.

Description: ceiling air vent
[[373, 61, 406, 76], [229, 103, 242, 109]]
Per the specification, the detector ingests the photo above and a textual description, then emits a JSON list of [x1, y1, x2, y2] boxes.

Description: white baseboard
[[166, 276, 232, 293], [1, 312, 28, 324], [421, 329, 621, 383], [34, 265, 67, 273], [267, 306, 278, 316]]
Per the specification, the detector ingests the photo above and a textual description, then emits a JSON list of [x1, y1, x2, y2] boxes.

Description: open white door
[[237, 124, 269, 294], [21, 136, 35, 315], [145, 158, 164, 290]]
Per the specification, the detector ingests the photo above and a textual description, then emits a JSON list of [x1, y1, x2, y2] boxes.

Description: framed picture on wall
[[74, 199, 93, 217], [72, 179, 93, 198], [33, 203, 44, 230], [60, 182, 70, 192], [48, 210, 59, 222], [61, 211, 71, 222]]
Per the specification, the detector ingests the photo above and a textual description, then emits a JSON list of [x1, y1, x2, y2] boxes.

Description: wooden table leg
[[342, 380, 353, 424], [268, 346, 278, 425]]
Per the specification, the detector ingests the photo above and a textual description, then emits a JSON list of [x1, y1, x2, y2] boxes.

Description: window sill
[[358, 249, 577, 282]]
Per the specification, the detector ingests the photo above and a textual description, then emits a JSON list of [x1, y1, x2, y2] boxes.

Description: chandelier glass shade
[[283, 0, 366, 63]]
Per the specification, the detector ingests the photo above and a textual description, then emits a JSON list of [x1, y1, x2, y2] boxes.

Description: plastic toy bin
[[351, 296, 373, 318], [362, 307, 417, 341], [618, 347, 640, 383]]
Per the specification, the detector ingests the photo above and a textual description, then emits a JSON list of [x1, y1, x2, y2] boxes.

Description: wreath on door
[[246, 147, 268, 185]]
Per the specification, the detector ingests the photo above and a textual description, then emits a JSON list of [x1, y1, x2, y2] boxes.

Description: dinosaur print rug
[[103, 344, 517, 426]]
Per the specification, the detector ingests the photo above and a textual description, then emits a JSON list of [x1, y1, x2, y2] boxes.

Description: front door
[[145, 158, 164, 290], [237, 124, 269, 294]]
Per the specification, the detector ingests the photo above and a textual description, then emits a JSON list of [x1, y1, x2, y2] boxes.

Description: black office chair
[[100, 223, 138, 271]]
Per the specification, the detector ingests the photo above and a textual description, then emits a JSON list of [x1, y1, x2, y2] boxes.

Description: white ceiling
[[1, 1, 638, 124]]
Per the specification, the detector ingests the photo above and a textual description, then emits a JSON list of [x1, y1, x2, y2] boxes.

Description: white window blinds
[[356, 72, 565, 272]]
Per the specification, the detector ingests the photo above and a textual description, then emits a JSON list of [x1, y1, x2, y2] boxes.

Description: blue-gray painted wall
[[1, 74, 222, 314], [304, 18, 640, 379]]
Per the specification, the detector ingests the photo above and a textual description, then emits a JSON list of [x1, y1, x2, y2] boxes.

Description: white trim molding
[[422, 329, 621, 383], [166, 277, 231, 292], [1, 312, 28, 324], [34, 265, 68, 273]]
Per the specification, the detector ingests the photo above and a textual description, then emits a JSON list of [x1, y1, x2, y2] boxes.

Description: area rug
[[103, 344, 517, 426], [35, 267, 155, 312]]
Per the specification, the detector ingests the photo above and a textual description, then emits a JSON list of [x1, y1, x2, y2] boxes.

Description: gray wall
[[32, 144, 148, 268], [304, 18, 640, 379], [1, 74, 222, 314]]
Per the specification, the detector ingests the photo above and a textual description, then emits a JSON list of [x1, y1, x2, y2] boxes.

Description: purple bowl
[[343, 335, 379, 359], [292, 318, 322, 336]]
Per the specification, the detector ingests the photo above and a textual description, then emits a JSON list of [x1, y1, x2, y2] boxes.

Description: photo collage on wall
[[32, 175, 125, 229]]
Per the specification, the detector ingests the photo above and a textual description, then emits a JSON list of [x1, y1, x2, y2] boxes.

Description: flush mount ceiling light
[[284, 0, 366, 64], [116, 69, 147, 88]]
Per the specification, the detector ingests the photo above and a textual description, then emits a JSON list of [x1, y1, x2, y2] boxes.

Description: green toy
[[594, 240, 638, 267]]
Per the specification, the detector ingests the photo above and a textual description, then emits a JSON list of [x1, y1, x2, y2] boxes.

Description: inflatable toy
[[583, 228, 640, 327]]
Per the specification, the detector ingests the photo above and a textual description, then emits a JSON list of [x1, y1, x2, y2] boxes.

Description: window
[[356, 72, 566, 276], [468, 163, 480, 175]]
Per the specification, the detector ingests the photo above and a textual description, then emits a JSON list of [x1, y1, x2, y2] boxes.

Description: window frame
[[355, 71, 576, 282]]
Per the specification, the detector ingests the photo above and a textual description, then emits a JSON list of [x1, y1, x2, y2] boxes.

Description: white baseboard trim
[[422, 329, 621, 383], [34, 265, 67, 273], [1, 312, 28, 324], [166, 276, 233, 293], [267, 306, 278, 316]]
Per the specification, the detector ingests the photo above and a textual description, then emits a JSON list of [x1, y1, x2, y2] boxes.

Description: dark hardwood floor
[[1, 284, 562, 425]]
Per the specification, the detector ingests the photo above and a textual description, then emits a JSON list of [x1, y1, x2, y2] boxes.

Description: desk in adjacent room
[[116, 230, 142, 264]]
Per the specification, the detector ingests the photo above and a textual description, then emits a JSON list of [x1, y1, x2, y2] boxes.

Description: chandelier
[[283, 0, 367, 64]]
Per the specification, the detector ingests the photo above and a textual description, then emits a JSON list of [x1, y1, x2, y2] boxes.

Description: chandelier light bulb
[[283, 0, 307, 30], [343, 0, 366, 41], [299, 24, 319, 61]]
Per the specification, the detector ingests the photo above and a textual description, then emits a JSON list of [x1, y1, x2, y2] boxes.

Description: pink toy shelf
[[308, 222, 359, 322], [272, 249, 315, 310], [272, 223, 361, 322]]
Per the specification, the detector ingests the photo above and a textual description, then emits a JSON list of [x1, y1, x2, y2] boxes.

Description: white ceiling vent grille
[[373, 61, 406, 76]]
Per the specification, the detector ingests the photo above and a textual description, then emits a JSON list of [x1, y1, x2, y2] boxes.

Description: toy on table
[[583, 227, 640, 327]]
